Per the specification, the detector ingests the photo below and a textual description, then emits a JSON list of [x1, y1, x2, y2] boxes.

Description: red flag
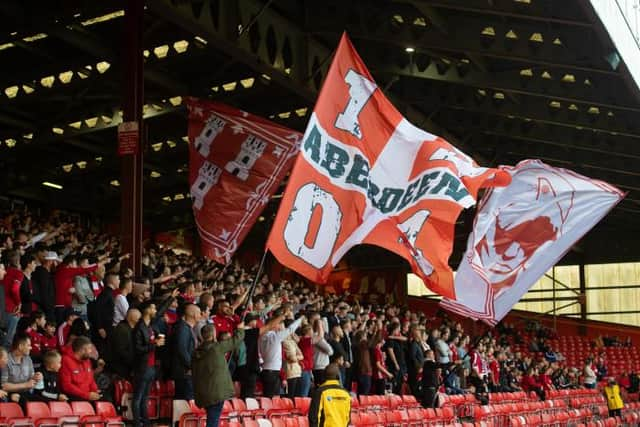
[[266, 34, 509, 299], [187, 98, 301, 263]]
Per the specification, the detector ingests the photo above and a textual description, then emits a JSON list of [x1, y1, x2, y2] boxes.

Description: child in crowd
[[41, 321, 58, 353], [36, 351, 68, 402]]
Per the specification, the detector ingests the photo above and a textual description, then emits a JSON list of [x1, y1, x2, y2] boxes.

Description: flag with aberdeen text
[[266, 33, 510, 298]]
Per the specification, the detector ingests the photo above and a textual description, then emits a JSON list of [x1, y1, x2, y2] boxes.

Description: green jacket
[[192, 328, 245, 408]]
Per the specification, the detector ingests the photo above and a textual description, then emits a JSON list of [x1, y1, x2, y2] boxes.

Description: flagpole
[[241, 249, 268, 322]]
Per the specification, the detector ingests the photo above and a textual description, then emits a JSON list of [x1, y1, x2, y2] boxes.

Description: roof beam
[[48, 23, 189, 94], [432, 108, 640, 165], [424, 0, 593, 27], [306, 2, 614, 76], [369, 52, 640, 114], [147, 0, 483, 160], [409, 81, 640, 143]]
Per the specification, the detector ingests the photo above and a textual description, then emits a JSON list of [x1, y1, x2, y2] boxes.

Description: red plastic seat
[[25, 402, 63, 427], [440, 406, 455, 424], [401, 394, 420, 409], [0, 403, 33, 427], [93, 402, 124, 427], [48, 402, 82, 427], [387, 394, 403, 410], [232, 398, 265, 419], [258, 398, 273, 414], [293, 398, 310, 416], [268, 397, 294, 418], [68, 403, 103, 427]]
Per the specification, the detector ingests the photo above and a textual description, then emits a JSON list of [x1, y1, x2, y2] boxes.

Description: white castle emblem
[[191, 161, 222, 210], [194, 115, 226, 157], [224, 135, 267, 181]]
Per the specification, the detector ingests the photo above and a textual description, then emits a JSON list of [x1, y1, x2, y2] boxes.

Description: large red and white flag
[[187, 98, 301, 263], [441, 159, 624, 324], [266, 34, 510, 298]]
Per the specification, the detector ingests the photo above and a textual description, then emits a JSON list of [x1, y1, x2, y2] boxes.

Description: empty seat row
[[0, 401, 122, 427]]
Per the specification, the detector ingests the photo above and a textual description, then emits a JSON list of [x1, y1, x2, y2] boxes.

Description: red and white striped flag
[[266, 33, 510, 298]]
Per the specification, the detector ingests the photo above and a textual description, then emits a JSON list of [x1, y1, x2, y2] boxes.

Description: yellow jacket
[[604, 384, 624, 410], [308, 379, 351, 427]]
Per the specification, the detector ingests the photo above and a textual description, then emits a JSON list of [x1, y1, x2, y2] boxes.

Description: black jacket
[[31, 266, 55, 318], [340, 333, 353, 365], [133, 319, 158, 374], [422, 359, 439, 388], [408, 340, 425, 376], [20, 277, 33, 315], [109, 321, 135, 378], [36, 369, 61, 401], [132, 295, 175, 374], [328, 338, 347, 363], [244, 328, 260, 373], [169, 319, 196, 380], [90, 286, 115, 333]]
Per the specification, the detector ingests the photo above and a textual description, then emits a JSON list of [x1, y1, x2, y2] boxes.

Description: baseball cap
[[44, 251, 62, 262]]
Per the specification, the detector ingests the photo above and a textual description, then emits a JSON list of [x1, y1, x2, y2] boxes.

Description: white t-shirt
[[113, 294, 129, 326]]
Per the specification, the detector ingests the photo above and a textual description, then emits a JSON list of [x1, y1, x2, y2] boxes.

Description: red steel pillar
[[120, 0, 145, 276]]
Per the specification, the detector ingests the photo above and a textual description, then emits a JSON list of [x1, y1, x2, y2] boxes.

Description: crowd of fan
[[0, 208, 635, 426]]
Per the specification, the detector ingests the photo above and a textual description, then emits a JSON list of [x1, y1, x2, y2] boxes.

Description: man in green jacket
[[193, 322, 245, 427]]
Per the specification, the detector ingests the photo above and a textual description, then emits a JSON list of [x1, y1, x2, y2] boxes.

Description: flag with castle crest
[[266, 34, 511, 298], [187, 98, 301, 263]]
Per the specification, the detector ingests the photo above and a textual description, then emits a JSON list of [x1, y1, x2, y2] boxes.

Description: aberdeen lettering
[[302, 123, 472, 214]]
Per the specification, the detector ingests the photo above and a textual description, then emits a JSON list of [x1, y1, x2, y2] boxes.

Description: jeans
[[174, 376, 194, 400], [300, 371, 312, 398], [3, 314, 18, 348], [132, 366, 156, 427], [585, 382, 596, 389], [261, 370, 281, 398], [206, 401, 224, 427]]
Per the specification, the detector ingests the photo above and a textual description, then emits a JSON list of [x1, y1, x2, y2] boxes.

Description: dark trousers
[[408, 372, 421, 397], [287, 377, 301, 398], [174, 376, 194, 400], [205, 401, 224, 427], [422, 386, 437, 408], [261, 370, 281, 398], [132, 366, 156, 427], [312, 369, 326, 388], [357, 374, 372, 396], [609, 409, 621, 417], [241, 372, 258, 399], [344, 366, 353, 391], [373, 378, 386, 395], [391, 369, 404, 395]]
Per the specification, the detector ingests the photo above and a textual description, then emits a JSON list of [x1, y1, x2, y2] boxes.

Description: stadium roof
[[0, 0, 639, 265]]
